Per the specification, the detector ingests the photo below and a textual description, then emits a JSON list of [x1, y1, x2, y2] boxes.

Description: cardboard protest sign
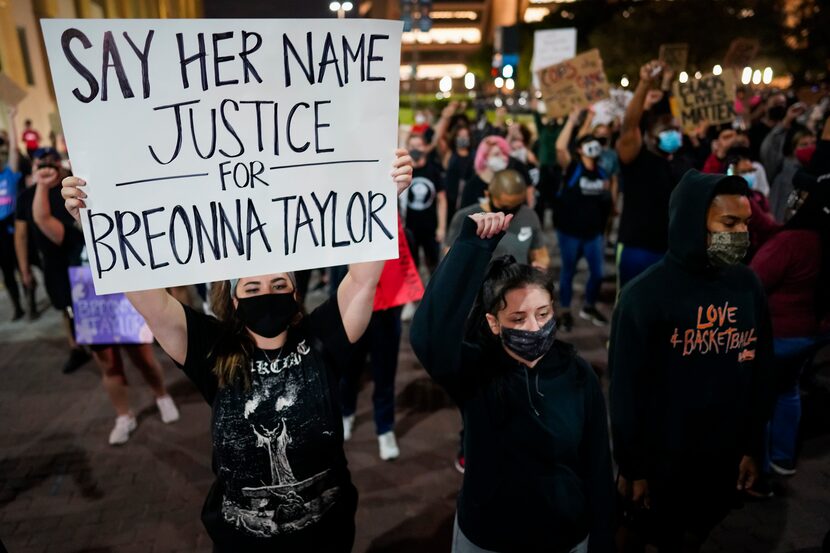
[[373, 217, 423, 311], [531, 28, 576, 90], [658, 43, 688, 71], [723, 38, 759, 68], [672, 72, 737, 131], [0, 72, 27, 106], [42, 19, 403, 294], [537, 49, 610, 119], [69, 266, 153, 345]]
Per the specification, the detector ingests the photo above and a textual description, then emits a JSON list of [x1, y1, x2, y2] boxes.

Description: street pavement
[[1, 240, 829, 553]]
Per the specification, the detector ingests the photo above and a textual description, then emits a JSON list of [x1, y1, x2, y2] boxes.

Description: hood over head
[[667, 169, 749, 269]]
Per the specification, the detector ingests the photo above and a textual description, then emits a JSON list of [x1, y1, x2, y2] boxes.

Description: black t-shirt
[[459, 174, 489, 209], [405, 162, 445, 232], [618, 148, 694, 253], [178, 297, 357, 550], [748, 121, 773, 161], [554, 160, 611, 238], [445, 152, 474, 201], [16, 185, 84, 309]]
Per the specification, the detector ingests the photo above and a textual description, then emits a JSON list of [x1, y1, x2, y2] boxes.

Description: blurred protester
[[459, 135, 512, 209], [0, 109, 24, 320], [444, 124, 474, 225], [725, 146, 771, 211], [413, 212, 614, 553], [32, 153, 179, 443], [750, 176, 830, 482], [17, 148, 91, 373], [445, 169, 547, 268], [703, 128, 742, 174], [768, 128, 816, 222], [760, 102, 808, 185], [554, 109, 612, 330], [749, 93, 787, 161], [610, 171, 773, 552], [616, 60, 694, 292], [529, 95, 564, 227], [506, 122, 538, 207], [21, 119, 41, 159], [404, 133, 447, 273]]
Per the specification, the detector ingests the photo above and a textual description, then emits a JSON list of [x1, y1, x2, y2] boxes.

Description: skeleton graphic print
[[176, 298, 355, 544]]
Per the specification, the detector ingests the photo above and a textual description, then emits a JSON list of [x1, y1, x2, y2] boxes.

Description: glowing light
[[713, 64, 723, 76], [505, 78, 515, 90], [329, 2, 341, 10], [429, 11, 477, 20], [694, 71, 702, 80], [402, 27, 481, 45], [502, 65, 514, 79], [679, 71, 689, 83], [495, 76, 505, 88], [523, 7, 550, 23], [741, 67, 753, 85], [439, 75, 453, 93], [763, 67, 773, 85], [752, 69, 762, 85], [620, 76, 630, 88], [341, 1, 353, 10], [464, 72, 475, 90], [400, 64, 467, 81], [494, 97, 504, 108]]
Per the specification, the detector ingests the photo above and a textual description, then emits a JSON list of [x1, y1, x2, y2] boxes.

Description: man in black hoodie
[[609, 170, 774, 551]]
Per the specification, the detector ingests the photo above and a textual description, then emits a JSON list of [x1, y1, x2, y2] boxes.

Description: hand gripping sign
[[42, 19, 403, 294]]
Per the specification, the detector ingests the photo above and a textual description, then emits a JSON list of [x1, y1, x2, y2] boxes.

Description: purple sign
[[69, 266, 153, 345]]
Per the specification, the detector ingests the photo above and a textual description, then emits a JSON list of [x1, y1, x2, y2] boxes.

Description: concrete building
[[0, 0, 203, 152]]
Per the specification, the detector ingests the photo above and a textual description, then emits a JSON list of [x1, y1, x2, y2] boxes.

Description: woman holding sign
[[411, 211, 614, 553], [61, 150, 413, 552]]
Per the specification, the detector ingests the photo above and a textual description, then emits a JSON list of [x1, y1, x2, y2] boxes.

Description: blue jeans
[[616, 243, 664, 294], [557, 231, 604, 308], [762, 336, 816, 471], [339, 306, 403, 435]]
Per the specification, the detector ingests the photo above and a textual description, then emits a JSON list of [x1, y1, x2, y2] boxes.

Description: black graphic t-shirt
[[178, 297, 357, 550], [554, 160, 611, 239], [405, 162, 444, 232]]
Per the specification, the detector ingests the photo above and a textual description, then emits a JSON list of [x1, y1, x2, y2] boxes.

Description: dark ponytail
[[465, 255, 557, 348]]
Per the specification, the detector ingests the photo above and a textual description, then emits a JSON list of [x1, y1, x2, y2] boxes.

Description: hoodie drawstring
[[523, 367, 541, 417]]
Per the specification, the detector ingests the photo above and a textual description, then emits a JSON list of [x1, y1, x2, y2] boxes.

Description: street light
[[763, 67, 773, 85], [679, 71, 689, 84], [494, 76, 504, 88], [505, 78, 515, 91], [752, 69, 762, 85], [502, 65, 514, 79], [713, 64, 723, 76], [694, 71, 702, 80], [620, 75, 630, 88], [439, 75, 452, 94], [741, 67, 752, 85], [329, 1, 353, 18], [464, 72, 475, 90]]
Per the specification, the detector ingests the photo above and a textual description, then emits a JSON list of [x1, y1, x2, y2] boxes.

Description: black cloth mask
[[489, 199, 522, 216], [500, 317, 558, 362], [767, 105, 786, 121], [235, 293, 299, 338]]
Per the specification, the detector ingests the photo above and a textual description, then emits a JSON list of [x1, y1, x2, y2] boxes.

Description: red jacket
[[750, 229, 822, 338], [702, 153, 726, 174]]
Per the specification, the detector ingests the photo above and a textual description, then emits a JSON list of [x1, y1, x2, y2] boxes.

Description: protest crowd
[[1, 13, 830, 553]]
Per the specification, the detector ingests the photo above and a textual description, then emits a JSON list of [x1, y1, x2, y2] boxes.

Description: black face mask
[[235, 293, 299, 338], [500, 318, 558, 362], [409, 149, 425, 162], [767, 105, 786, 121], [489, 199, 522, 216]]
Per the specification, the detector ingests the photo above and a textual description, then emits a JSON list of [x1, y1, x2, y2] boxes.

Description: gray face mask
[[707, 231, 749, 267]]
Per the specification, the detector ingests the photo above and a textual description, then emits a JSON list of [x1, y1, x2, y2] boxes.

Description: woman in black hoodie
[[411, 212, 614, 553]]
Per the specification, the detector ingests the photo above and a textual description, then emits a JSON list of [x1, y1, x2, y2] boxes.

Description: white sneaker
[[109, 414, 137, 445], [401, 302, 417, 322], [342, 415, 355, 441], [378, 431, 400, 461], [156, 395, 180, 424]]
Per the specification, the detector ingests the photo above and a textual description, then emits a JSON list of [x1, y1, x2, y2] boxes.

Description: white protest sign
[[592, 88, 633, 127], [41, 19, 402, 294], [531, 28, 576, 90]]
